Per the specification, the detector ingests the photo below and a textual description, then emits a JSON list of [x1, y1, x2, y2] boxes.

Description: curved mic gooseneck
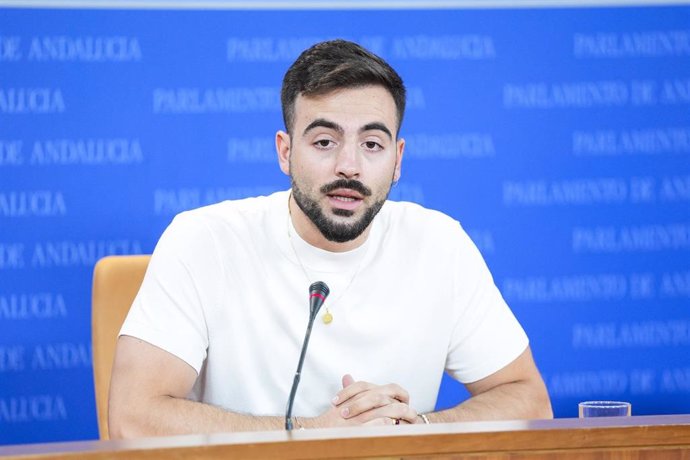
[[285, 281, 330, 430]]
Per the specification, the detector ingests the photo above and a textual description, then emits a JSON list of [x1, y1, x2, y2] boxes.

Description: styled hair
[[281, 39, 406, 135]]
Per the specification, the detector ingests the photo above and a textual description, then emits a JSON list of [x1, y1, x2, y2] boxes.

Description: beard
[[291, 177, 391, 243]]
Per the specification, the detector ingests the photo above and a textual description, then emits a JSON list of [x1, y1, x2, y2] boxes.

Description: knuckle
[[376, 394, 388, 407], [346, 403, 360, 417], [396, 402, 414, 418]]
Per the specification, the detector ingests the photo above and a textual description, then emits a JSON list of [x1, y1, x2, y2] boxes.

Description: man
[[109, 39, 552, 438]]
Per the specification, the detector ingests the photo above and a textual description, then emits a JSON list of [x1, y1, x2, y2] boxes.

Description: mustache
[[320, 179, 372, 197]]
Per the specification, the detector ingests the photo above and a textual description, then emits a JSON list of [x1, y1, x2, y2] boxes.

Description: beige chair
[[92, 255, 150, 440]]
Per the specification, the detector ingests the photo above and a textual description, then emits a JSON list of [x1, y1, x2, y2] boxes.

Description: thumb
[[342, 374, 355, 388]]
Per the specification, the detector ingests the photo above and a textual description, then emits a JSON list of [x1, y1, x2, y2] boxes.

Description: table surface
[[1, 414, 689, 459]]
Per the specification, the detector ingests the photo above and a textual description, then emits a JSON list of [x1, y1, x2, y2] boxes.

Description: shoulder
[[377, 199, 483, 259], [171, 190, 286, 230], [157, 190, 287, 250], [380, 199, 464, 237]]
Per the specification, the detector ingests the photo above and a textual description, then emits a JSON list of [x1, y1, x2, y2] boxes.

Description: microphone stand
[[285, 282, 329, 431], [285, 311, 318, 430]]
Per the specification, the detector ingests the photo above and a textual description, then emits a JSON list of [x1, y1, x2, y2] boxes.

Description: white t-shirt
[[121, 190, 528, 416]]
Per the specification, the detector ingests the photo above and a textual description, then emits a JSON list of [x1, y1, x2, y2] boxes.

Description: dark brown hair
[[281, 39, 406, 135]]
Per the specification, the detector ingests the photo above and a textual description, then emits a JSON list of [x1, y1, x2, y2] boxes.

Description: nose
[[334, 143, 360, 179]]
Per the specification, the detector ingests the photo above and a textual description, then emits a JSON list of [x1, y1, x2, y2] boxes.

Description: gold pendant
[[322, 309, 333, 324]]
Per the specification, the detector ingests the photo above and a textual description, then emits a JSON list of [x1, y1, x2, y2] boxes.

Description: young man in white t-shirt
[[109, 39, 552, 438]]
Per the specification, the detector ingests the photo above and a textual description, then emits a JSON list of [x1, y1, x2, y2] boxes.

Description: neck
[[288, 193, 371, 253]]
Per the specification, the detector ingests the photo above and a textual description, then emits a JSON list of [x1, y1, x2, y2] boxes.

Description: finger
[[338, 381, 409, 406], [385, 402, 417, 424], [352, 402, 418, 424], [340, 392, 398, 419], [362, 417, 396, 426], [399, 405, 418, 424], [342, 374, 355, 388], [339, 382, 410, 413], [333, 380, 377, 406], [382, 383, 410, 404], [340, 382, 409, 405], [334, 381, 411, 409]]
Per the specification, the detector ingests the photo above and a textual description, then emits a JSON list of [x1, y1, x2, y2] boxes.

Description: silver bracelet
[[419, 413, 430, 424]]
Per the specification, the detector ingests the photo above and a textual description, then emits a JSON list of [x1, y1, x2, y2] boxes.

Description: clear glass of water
[[578, 401, 631, 418]]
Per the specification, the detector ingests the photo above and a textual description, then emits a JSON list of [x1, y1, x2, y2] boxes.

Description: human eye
[[363, 140, 384, 152], [313, 138, 335, 150]]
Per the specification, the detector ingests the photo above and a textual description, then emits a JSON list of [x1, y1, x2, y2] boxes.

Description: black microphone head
[[308, 281, 330, 319]]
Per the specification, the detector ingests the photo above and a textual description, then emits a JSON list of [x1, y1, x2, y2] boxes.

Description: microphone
[[285, 281, 330, 430]]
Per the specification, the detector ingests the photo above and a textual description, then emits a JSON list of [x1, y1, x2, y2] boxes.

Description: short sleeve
[[119, 212, 219, 374], [445, 225, 528, 383]]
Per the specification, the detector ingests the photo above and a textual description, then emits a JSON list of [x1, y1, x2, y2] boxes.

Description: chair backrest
[[91, 254, 151, 440]]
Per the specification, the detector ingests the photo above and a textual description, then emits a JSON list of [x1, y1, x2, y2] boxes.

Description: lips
[[327, 188, 363, 211], [320, 179, 371, 197], [327, 188, 364, 201]]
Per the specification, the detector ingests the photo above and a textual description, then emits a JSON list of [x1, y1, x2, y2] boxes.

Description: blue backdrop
[[1, 3, 689, 445]]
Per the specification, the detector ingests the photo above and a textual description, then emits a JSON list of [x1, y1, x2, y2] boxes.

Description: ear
[[276, 130, 291, 176], [393, 137, 405, 182]]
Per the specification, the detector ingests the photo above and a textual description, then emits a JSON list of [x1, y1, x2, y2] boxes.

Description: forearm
[[109, 395, 286, 439], [424, 380, 553, 424]]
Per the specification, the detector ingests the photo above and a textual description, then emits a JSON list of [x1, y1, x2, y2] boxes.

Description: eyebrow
[[303, 119, 343, 137], [361, 122, 392, 140], [302, 118, 393, 140]]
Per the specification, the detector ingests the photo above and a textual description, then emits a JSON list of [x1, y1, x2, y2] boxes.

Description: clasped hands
[[311, 374, 420, 428]]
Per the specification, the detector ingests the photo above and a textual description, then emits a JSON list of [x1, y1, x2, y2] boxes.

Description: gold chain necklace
[[286, 193, 367, 325]]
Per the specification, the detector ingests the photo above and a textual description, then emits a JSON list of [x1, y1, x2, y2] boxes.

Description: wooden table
[[1, 415, 689, 459]]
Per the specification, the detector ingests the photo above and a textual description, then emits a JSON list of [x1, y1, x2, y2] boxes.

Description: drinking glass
[[578, 401, 631, 418]]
